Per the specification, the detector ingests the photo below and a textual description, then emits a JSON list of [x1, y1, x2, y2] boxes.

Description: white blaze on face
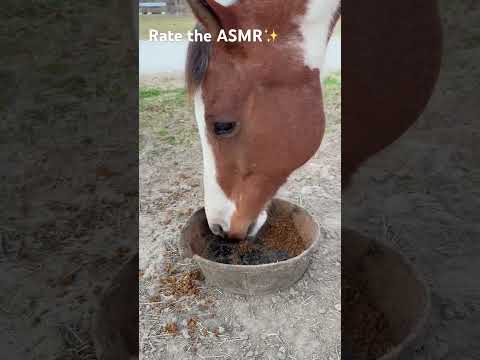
[[299, 0, 339, 77], [194, 90, 236, 234], [248, 209, 267, 237], [213, 0, 238, 6]]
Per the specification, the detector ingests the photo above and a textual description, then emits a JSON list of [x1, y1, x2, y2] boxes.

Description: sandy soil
[[0, 2, 138, 359], [139, 73, 341, 360]]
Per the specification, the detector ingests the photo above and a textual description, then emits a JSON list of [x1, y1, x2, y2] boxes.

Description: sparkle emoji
[[270, 30, 278, 41], [266, 29, 278, 43]]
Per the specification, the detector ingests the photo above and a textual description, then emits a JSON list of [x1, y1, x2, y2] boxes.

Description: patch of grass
[[140, 87, 187, 110], [140, 88, 163, 99], [324, 72, 341, 91], [140, 87, 196, 151], [157, 129, 177, 145], [323, 72, 341, 125], [139, 14, 195, 40]]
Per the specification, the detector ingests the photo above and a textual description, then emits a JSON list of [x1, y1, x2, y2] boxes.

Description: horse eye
[[213, 122, 237, 136]]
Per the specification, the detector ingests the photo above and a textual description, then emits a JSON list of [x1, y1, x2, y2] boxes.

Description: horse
[[185, 0, 341, 240]]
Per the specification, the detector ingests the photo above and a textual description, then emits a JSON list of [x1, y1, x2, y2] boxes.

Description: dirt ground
[[139, 73, 341, 360], [0, 2, 138, 359]]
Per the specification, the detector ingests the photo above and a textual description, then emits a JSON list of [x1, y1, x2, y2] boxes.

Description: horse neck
[[298, 0, 340, 74]]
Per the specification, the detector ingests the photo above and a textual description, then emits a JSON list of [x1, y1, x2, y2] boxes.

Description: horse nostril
[[210, 224, 225, 237]]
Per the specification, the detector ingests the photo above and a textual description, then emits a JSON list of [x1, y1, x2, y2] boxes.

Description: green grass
[[139, 14, 196, 40], [140, 87, 186, 108], [323, 72, 341, 127], [140, 88, 163, 99], [140, 87, 196, 151], [324, 72, 341, 90]]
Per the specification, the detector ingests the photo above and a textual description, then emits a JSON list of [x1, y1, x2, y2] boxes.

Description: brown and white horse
[[186, 0, 340, 240]]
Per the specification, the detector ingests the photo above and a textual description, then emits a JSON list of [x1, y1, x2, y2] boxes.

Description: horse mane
[[186, 25, 212, 98]]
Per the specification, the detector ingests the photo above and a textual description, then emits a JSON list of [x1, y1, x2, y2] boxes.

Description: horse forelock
[[186, 25, 212, 97]]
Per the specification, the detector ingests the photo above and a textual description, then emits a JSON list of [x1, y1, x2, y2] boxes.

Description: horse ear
[[186, 0, 221, 37], [186, 0, 237, 37]]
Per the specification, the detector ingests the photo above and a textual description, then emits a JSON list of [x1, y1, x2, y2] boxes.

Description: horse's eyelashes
[[213, 122, 237, 137]]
